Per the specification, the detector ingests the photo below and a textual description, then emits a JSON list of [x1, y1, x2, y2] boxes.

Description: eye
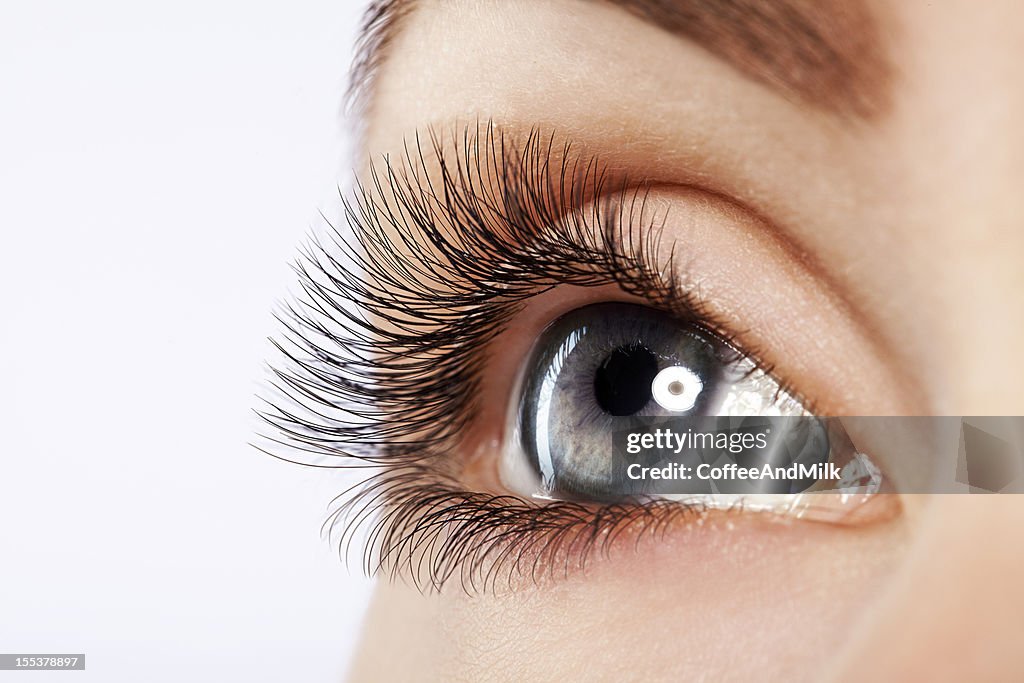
[[262, 126, 903, 590], [499, 302, 806, 499]]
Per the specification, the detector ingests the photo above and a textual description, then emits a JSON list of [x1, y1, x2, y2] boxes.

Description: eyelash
[[257, 121, 784, 593]]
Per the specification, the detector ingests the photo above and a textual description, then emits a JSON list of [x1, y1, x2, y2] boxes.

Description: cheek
[[383, 517, 907, 682]]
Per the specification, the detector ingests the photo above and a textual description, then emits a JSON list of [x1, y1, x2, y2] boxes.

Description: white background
[[0, 1, 375, 681]]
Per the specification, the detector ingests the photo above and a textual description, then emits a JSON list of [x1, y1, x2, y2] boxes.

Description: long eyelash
[[257, 121, 756, 593], [331, 466, 720, 594]]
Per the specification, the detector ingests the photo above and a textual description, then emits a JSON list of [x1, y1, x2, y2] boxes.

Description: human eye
[[497, 300, 891, 517], [501, 301, 804, 500], [258, 124, 899, 593]]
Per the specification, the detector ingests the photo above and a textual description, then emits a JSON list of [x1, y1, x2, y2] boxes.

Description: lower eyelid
[[489, 438, 901, 531], [362, 479, 901, 592]]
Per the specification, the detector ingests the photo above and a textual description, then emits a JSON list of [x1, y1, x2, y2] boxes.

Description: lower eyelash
[[330, 466, 711, 593], [256, 121, 751, 593]]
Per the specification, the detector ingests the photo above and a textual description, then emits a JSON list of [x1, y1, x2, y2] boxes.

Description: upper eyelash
[[256, 120, 770, 592]]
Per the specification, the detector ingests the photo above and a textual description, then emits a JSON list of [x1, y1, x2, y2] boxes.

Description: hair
[[347, 0, 414, 121]]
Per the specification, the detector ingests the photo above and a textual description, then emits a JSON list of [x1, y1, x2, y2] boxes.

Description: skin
[[346, 1, 1024, 680]]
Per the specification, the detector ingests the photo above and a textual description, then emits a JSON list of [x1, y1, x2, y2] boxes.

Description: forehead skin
[[355, 0, 894, 119], [348, 1, 1024, 681]]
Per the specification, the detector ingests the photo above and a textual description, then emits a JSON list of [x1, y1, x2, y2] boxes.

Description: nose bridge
[[883, 1, 1024, 412]]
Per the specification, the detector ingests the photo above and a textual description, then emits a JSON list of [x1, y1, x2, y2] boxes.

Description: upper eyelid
[[260, 122, 817, 473]]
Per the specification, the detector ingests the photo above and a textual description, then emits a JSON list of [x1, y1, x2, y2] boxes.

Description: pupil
[[594, 344, 659, 416]]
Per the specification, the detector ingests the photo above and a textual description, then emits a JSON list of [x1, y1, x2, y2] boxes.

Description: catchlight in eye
[[652, 365, 703, 412]]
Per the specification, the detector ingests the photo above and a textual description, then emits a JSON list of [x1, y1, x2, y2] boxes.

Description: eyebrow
[[348, 0, 891, 120]]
